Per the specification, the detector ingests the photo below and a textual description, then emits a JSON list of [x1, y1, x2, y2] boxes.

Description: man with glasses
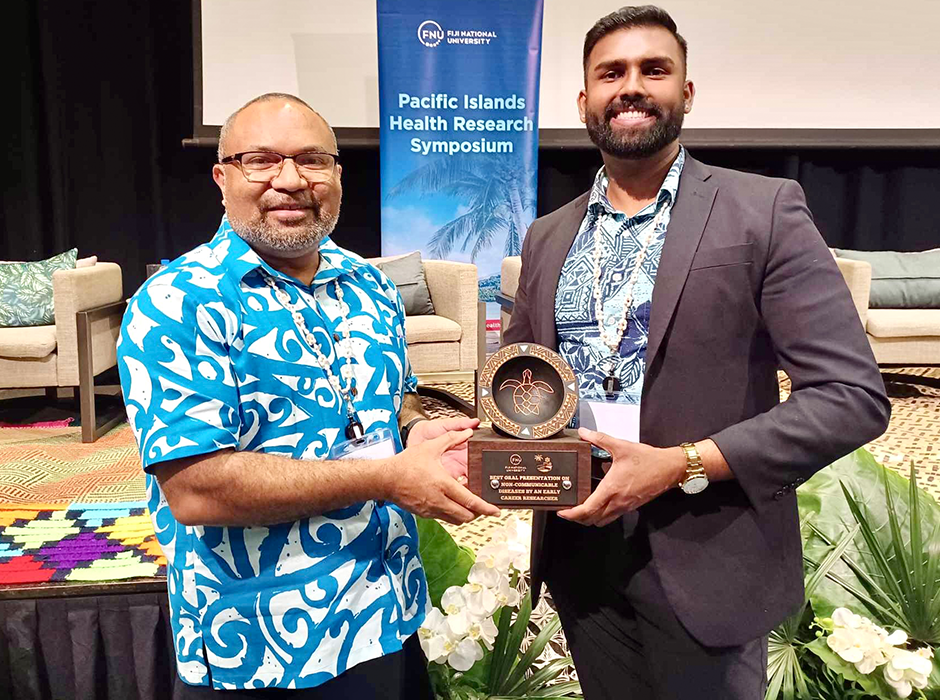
[[117, 93, 498, 698]]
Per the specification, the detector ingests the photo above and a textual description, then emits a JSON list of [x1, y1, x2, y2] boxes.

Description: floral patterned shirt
[[555, 147, 685, 404], [117, 218, 427, 690]]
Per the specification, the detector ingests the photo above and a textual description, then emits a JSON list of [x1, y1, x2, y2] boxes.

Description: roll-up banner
[[377, 0, 544, 330]]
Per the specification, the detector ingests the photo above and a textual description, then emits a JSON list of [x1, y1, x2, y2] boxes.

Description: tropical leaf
[[766, 522, 859, 700], [416, 517, 474, 608], [797, 449, 940, 643], [501, 615, 563, 695], [489, 590, 533, 693]]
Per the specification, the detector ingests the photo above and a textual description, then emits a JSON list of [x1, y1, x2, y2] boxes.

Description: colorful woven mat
[[0, 501, 166, 584], [0, 423, 165, 584]]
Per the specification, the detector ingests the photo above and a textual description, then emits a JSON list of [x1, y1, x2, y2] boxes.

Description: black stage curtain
[[0, 590, 203, 700], [6, 0, 939, 297]]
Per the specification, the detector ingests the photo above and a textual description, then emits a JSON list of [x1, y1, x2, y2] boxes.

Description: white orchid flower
[[418, 608, 453, 663], [826, 626, 889, 674], [493, 516, 532, 546], [446, 608, 473, 637], [441, 585, 468, 615], [494, 575, 521, 608], [490, 518, 531, 571], [477, 543, 512, 573], [883, 646, 933, 698], [447, 636, 485, 671], [831, 607, 864, 629], [462, 580, 499, 618], [467, 615, 500, 650], [468, 561, 502, 589]]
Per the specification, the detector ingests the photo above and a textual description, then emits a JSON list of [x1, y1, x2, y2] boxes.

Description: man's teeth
[[614, 110, 649, 120]]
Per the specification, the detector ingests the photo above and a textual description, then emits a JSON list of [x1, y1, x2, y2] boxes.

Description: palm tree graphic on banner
[[386, 154, 536, 301]]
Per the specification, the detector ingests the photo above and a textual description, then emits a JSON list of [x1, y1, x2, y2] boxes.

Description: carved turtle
[[499, 368, 554, 416]]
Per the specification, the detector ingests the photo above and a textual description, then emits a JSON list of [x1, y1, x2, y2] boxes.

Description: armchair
[[0, 263, 125, 441], [835, 254, 939, 388], [368, 256, 484, 385]]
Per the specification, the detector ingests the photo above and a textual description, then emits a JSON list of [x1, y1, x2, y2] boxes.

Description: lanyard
[[592, 200, 669, 393], [262, 273, 364, 439]]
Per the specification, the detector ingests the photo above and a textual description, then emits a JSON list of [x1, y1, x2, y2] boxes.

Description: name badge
[[578, 395, 640, 460], [328, 427, 397, 461]]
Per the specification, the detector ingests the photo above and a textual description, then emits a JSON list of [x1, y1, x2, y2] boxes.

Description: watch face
[[682, 475, 709, 495]]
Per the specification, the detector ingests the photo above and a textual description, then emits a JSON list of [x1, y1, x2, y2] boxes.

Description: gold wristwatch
[[678, 442, 709, 495]]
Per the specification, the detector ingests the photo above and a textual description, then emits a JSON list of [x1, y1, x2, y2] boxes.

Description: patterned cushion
[[0, 249, 78, 327]]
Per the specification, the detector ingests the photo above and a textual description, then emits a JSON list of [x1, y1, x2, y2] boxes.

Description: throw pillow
[[0, 248, 79, 327], [832, 248, 940, 309], [375, 251, 435, 316]]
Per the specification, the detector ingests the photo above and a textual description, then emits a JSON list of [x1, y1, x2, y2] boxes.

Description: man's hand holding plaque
[[469, 343, 592, 510]]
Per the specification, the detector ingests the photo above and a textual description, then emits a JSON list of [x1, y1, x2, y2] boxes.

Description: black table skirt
[[0, 585, 199, 700]]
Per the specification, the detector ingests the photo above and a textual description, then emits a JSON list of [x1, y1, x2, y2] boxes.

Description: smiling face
[[211, 99, 342, 259], [579, 25, 694, 160]]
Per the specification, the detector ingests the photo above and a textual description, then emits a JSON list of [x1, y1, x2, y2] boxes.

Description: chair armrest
[[52, 263, 124, 385], [834, 257, 872, 327], [500, 256, 522, 298], [423, 259, 478, 371]]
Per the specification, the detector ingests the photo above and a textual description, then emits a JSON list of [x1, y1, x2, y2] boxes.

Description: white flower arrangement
[[823, 607, 934, 698], [418, 516, 530, 672]]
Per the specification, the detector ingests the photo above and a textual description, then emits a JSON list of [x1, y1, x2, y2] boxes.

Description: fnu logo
[[417, 20, 444, 47]]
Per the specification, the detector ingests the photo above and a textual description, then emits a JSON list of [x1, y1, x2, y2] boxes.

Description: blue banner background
[[377, 0, 544, 317]]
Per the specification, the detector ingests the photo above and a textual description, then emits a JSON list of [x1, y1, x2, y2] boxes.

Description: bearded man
[[503, 6, 889, 698], [117, 93, 498, 698]]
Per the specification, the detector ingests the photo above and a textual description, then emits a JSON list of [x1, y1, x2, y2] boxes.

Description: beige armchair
[[834, 254, 939, 387], [368, 257, 484, 385], [0, 263, 125, 441]]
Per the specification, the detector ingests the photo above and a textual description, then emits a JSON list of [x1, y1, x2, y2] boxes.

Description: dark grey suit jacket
[[503, 155, 890, 647]]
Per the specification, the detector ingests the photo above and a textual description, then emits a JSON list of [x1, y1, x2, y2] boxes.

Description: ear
[[683, 80, 695, 113], [212, 163, 226, 203], [335, 162, 342, 184], [577, 90, 587, 124]]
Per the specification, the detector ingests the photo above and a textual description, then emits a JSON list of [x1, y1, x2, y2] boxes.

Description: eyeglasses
[[219, 151, 340, 183]]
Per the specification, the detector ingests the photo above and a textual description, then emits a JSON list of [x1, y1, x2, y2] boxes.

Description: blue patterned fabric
[[117, 218, 427, 690], [555, 148, 685, 404]]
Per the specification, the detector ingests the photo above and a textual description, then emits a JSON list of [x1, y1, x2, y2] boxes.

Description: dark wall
[[6, 0, 939, 296]]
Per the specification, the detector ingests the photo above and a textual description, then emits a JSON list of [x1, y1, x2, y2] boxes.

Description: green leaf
[[501, 614, 563, 694], [798, 449, 940, 644], [527, 680, 584, 697], [510, 657, 575, 697], [416, 517, 474, 608], [491, 591, 533, 693], [488, 597, 516, 691]]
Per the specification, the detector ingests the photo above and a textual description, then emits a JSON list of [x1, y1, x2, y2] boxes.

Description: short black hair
[[583, 5, 688, 76]]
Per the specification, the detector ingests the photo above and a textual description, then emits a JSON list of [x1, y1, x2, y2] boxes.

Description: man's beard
[[585, 97, 685, 159], [228, 194, 340, 254]]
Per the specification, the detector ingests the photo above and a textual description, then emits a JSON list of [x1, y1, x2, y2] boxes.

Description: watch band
[[679, 442, 708, 493], [400, 416, 428, 447]]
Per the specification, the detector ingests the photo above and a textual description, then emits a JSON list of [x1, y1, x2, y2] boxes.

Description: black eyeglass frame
[[219, 151, 341, 181]]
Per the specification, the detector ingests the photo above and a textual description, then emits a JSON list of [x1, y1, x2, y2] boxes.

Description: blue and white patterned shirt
[[555, 147, 685, 404], [118, 218, 427, 690]]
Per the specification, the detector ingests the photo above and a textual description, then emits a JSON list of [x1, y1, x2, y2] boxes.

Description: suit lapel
[[645, 157, 717, 368], [537, 193, 590, 349]]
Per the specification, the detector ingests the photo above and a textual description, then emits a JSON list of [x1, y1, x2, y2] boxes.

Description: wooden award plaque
[[469, 343, 591, 510]]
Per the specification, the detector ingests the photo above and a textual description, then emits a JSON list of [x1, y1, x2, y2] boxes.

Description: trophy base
[[468, 427, 592, 510]]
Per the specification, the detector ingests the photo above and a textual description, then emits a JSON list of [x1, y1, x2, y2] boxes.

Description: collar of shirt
[[587, 145, 686, 221], [207, 216, 370, 287]]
